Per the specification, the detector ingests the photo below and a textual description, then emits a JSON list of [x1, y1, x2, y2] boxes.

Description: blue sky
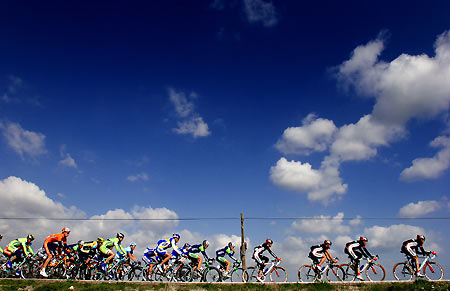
[[1, 0, 450, 280]]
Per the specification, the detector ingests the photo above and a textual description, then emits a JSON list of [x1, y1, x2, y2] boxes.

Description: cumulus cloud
[[272, 30, 450, 203], [400, 136, 450, 181], [398, 200, 442, 218], [270, 156, 347, 203], [0, 121, 47, 158], [173, 117, 211, 138], [126, 172, 149, 182], [243, 0, 279, 27], [59, 154, 77, 168], [168, 88, 211, 139], [290, 212, 351, 235], [275, 114, 337, 155]]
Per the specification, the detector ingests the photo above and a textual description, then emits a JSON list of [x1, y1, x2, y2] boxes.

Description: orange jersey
[[44, 233, 67, 244]]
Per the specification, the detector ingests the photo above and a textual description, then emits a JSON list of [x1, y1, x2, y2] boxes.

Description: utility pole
[[240, 212, 247, 281]]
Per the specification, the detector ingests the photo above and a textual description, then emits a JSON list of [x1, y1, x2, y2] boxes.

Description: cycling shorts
[[217, 256, 228, 264], [44, 242, 59, 256], [253, 254, 269, 270], [188, 253, 200, 259]]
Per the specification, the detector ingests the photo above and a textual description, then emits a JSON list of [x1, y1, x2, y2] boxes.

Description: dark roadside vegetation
[[0, 279, 449, 291]]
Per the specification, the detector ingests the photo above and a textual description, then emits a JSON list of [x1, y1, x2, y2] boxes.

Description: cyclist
[[80, 237, 104, 265], [216, 242, 239, 278], [4, 234, 34, 276], [253, 238, 280, 282], [155, 233, 183, 273], [67, 240, 84, 258], [309, 240, 336, 277], [117, 241, 138, 263], [99, 233, 126, 272], [344, 236, 375, 280], [142, 247, 161, 279], [40, 227, 71, 278], [187, 240, 210, 273], [401, 235, 431, 278]]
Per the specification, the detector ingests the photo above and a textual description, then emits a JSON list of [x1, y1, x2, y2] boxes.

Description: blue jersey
[[216, 246, 236, 260], [157, 238, 182, 255]]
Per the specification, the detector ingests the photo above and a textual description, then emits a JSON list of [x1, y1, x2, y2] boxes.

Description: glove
[[277, 257, 282, 261]]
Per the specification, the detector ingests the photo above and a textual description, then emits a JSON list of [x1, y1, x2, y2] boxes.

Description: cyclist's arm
[[324, 250, 334, 261], [115, 242, 126, 256], [201, 249, 209, 260], [171, 239, 182, 256], [361, 246, 373, 259], [267, 247, 277, 259], [226, 248, 238, 261]]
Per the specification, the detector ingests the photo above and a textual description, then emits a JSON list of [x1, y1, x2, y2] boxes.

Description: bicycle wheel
[[243, 266, 259, 282], [365, 263, 386, 281], [326, 266, 343, 282], [339, 264, 356, 282], [20, 261, 37, 279], [424, 261, 444, 281], [393, 262, 413, 281], [230, 267, 245, 282], [269, 266, 287, 282], [176, 264, 192, 282], [298, 265, 316, 282], [128, 266, 143, 281], [203, 266, 222, 282]]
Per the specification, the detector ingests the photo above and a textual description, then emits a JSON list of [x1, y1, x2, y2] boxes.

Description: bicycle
[[339, 255, 386, 281], [152, 256, 192, 282], [244, 259, 288, 282], [214, 260, 244, 282], [393, 252, 444, 281], [298, 258, 343, 282]]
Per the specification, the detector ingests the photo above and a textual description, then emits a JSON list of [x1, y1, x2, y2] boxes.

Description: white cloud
[[168, 88, 211, 139], [270, 157, 322, 192], [173, 117, 211, 138], [275, 114, 337, 155], [59, 154, 77, 168], [0, 121, 47, 158], [272, 30, 450, 203], [400, 136, 450, 181], [126, 172, 149, 182], [349, 215, 362, 226], [290, 212, 351, 235], [398, 200, 442, 218], [168, 88, 195, 118], [243, 0, 279, 27]]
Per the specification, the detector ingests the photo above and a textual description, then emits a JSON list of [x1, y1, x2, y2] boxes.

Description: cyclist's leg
[[189, 253, 201, 271], [42, 242, 55, 270]]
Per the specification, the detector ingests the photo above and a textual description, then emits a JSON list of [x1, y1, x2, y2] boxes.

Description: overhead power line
[[0, 216, 449, 221]]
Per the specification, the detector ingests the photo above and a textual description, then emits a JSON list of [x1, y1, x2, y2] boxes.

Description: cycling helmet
[[97, 237, 104, 243], [77, 240, 84, 245], [359, 236, 368, 242], [0, 233, 3, 239], [173, 233, 180, 239], [117, 232, 125, 239], [27, 234, 34, 241], [202, 240, 210, 247], [417, 235, 425, 241], [228, 242, 235, 248], [184, 243, 191, 248], [62, 227, 71, 233], [130, 242, 137, 247], [266, 238, 273, 244], [323, 240, 332, 246]]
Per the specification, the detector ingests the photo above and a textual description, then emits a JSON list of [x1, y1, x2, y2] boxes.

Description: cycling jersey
[[171, 246, 189, 259], [344, 240, 373, 260], [401, 239, 426, 257], [253, 242, 277, 270], [216, 246, 237, 264], [81, 241, 98, 254], [156, 237, 182, 256], [187, 244, 209, 260], [5, 238, 33, 257], [43, 233, 67, 255], [100, 237, 126, 256], [116, 246, 134, 259], [309, 244, 329, 263]]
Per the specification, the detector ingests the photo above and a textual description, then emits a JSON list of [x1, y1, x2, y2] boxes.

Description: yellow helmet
[[97, 237, 104, 243]]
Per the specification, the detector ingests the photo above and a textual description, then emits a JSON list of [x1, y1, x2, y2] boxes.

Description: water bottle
[[359, 264, 364, 271]]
